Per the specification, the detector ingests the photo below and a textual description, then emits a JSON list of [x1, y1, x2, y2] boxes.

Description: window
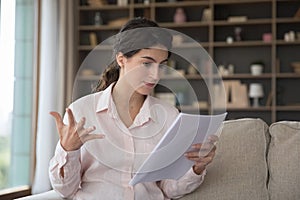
[[0, 0, 36, 192]]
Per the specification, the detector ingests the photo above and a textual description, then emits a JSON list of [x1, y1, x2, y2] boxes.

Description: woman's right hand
[[50, 108, 105, 151]]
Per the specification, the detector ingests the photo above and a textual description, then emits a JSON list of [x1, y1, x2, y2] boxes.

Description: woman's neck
[[112, 81, 146, 127]]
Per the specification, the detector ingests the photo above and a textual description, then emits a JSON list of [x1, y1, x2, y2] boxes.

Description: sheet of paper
[[129, 112, 227, 186]]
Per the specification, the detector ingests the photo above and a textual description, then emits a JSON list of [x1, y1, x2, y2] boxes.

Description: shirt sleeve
[[159, 167, 207, 199], [49, 142, 82, 198]]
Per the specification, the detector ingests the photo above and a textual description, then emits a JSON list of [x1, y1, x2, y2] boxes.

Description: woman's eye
[[143, 62, 153, 67], [159, 63, 166, 69]]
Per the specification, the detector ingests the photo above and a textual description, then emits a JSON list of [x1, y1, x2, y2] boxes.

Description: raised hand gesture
[[50, 108, 105, 151]]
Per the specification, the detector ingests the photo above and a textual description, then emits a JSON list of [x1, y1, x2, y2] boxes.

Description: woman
[[49, 17, 217, 200]]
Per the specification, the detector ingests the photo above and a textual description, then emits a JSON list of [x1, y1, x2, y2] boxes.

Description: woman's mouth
[[144, 82, 156, 88]]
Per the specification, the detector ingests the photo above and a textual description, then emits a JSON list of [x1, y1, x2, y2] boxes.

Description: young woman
[[49, 17, 217, 200]]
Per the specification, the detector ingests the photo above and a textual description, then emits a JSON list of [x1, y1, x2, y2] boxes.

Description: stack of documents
[[129, 112, 227, 185]]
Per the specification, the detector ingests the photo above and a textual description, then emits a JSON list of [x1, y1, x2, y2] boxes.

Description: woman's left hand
[[184, 135, 218, 175]]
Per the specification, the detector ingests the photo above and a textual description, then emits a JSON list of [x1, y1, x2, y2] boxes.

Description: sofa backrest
[[17, 119, 300, 200]]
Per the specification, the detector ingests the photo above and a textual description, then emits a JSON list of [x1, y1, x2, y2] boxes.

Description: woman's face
[[118, 46, 169, 95]]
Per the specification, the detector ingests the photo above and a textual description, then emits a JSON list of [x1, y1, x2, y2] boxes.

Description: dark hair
[[92, 17, 172, 93]]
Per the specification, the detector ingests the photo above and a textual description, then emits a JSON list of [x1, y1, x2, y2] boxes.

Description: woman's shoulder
[[68, 92, 105, 116], [69, 93, 97, 107]]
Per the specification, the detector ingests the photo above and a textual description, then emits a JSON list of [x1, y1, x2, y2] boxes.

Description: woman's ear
[[116, 52, 125, 68]]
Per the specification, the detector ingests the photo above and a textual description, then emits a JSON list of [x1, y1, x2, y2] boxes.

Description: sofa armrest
[[15, 190, 66, 200]]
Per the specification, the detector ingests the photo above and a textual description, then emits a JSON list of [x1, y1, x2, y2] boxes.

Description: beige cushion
[[268, 121, 300, 200], [15, 190, 64, 200], [180, 118, 269, 200]]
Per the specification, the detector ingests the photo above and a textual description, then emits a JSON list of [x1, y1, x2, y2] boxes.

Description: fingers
[[190, 151, 215, 175], [50, 111, 64, 129], [75, 120, 105, 143], [192, 142, 214, 150], [185, 150, 200, 158], [189, 142, 216, 158], [193, 156, 214, 168], [192, 135, 219, 149], [78, 125, 96, 137], [185, 145, 216, 158], [189, 135, 218, 157], [193, 156, 213, 165], [76, 117, 86, 132], [66, 108, 76, 127], [186, 135, 219, 175], [207, 135, 219, 145], [187, 149, 216, 162]]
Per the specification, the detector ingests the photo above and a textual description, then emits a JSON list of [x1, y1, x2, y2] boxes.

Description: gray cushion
[[267, 121, 300, 200], [180, 118, 270, 200]]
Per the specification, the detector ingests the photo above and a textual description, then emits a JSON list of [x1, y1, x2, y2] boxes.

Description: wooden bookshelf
[[74, 0, 300, 124]]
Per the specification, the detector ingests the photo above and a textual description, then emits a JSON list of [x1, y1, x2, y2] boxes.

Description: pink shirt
[[49, 84, 206, 200]]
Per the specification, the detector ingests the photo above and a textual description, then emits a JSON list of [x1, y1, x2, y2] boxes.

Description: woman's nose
[[149, 65, 160, 80]]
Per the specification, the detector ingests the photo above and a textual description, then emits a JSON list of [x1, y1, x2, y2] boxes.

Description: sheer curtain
[[32, 0, 74, 194]]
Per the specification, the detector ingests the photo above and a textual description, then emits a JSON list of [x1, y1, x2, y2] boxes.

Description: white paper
[[129, 112, 227, 186]]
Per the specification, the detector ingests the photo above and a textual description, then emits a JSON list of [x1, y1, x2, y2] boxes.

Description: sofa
[[17, 118, 300, 200]]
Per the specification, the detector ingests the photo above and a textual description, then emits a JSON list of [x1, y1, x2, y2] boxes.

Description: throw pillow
[[268, 121, 300, 200]]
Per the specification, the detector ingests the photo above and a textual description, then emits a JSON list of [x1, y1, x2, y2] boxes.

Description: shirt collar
[[95, 82, 156, 125], [131, 96, 157, 128], [95, 83, 115, 113]]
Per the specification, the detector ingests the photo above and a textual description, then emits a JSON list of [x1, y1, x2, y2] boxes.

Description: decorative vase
[[174, 8, 186, 24]]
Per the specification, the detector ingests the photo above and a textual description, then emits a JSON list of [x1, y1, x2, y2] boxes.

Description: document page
[[129, 112, 227, 186]]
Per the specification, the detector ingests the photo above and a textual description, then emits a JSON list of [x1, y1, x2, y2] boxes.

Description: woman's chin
[[136, 87, 153, 96]]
